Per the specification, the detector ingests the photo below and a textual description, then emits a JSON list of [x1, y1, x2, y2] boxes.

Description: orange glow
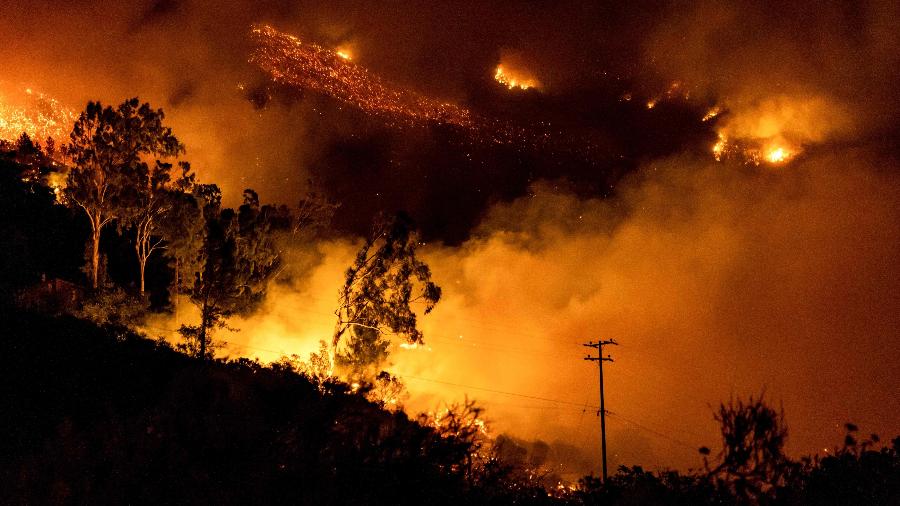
[[766, 146, 790, 164], [250, 25, 475, 128], [494, 65, 538, 91], [702, 106, 721, 122], [0, 85, 76, 143], [712, 133, 727, 161]]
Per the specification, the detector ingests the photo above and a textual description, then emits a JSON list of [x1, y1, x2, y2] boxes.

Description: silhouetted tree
[[333, 212, 441, 377], [179, 189, 282, 359], [64, 98, 182, 289], [703, 395, 791, 502], [293, 189, 340, 239]]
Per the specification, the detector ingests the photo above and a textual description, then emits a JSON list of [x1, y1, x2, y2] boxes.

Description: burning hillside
[[0, 84, 76, 143]]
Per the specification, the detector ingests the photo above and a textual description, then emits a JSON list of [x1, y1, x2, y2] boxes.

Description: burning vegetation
[[0, 85, 76, 144], [494, 65, 539, 91], [249, 24, 475, 130]]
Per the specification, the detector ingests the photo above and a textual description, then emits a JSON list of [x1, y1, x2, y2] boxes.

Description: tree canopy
[[333, 212, 441, 378], [64, 98, 183, 289], [179, 189, 285, 359]]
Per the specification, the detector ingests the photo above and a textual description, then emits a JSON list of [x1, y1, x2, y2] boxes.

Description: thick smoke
[[188, 148, 898, 476], [643, 0, 900, 148]]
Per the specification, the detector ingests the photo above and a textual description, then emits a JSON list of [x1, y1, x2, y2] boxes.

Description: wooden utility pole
[[583, 339, 618, 481]]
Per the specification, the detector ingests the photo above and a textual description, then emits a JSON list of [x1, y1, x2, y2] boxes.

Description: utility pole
[[583, 338, 618, 481]]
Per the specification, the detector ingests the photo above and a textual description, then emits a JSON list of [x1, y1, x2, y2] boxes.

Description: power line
[[402, 374, 601, 411], [604, 411, 699, 452], [142, 323, 706, 457]]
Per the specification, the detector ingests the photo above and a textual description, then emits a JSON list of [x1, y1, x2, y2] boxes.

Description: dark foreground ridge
[[2, 308, 899, 506], [0, 309, 503, 505]]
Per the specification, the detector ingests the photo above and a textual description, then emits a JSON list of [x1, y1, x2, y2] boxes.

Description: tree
[[293, 189, 340, 239], [64, 98, 182, 289], [123, 160, 196, 295], [161, 170, 204, 313], [179, 188, 282, 359], [702, 395, 791, 501], [332, 212, 441, 377]]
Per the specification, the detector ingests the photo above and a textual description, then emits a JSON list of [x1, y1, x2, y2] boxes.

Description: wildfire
[[765, 146, 790, 164], [494, 65, 538, 91], [711, 132, 796, 165], [249, 24, 475, 129], [249, 25, 600, 156], [712, 133, 728, 161], [644, 81, 690, 110], [0, 85, 76, 143], [705, 95, 847, 166], [702, 106, 721, 122]]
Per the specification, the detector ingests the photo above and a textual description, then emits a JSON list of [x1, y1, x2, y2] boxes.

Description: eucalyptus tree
[[64, 98, 182, 289]]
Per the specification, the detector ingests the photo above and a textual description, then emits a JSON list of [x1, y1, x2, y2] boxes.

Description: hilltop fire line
[[250, 25, 807, 170], [249, 25, 477, 130], [248, 25, 581, 152], [1, 30, 797, 172], [0, 85, 76, 144]]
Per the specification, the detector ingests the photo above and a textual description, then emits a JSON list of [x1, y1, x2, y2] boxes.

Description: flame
[[494, 65, 538, 91], [702, 106, 721, 122], [711, 132, 797, 166], [250, 25, 475, 129], [250, 25, 579, 149], [644, 81, 689, 110], [712, 133, 728, 161], [706, 95, 851, 166], [0, 84, 76, 143], [765, 146, 790, 164]]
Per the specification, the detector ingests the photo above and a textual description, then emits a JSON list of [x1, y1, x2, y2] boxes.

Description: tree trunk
[[139, 259, 146, 295], [199, 301, 208, 360], [137, 242, 147, 295], [330, 322, 346, 376], [173, 255, 179, 324], [91, 226, 101, 290]]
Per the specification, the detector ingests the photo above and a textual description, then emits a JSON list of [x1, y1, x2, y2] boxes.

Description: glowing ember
[[335, 50, 352, 60], [494, 65, 538, 91], [249, 24, 475, 129], [0, 85, 76, 143], [250, 25, 601, 156], [702, 106, 721, 122]]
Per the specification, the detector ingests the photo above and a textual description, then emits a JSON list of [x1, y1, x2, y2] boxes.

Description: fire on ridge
[[0, 85, 76, 143], [249, 24, 475, 130]]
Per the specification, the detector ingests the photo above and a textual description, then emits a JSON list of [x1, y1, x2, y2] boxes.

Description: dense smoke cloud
[[184, 148, 898, 476], [643, 0, 900, 148]]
